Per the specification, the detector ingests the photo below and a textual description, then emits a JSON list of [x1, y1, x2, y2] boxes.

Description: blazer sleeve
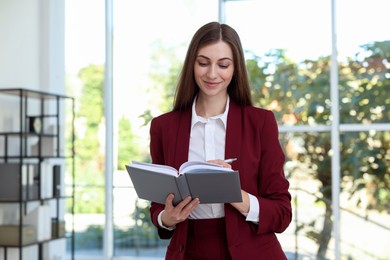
[[256, 110, 292, 234], [149, 117, 174, 239]]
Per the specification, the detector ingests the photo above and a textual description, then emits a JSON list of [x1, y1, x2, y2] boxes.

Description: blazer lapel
[[225, 100, 242, 169]]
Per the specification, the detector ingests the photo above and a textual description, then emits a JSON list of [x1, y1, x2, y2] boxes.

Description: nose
[[206, 65, 217, 79]]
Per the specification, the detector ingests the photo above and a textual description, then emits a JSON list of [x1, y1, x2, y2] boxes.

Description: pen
[[224, 158, 237, 164]]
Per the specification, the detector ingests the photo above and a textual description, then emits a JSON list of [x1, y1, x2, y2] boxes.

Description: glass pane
[[338, 0, 390, 124], [280, 132, 333, 259], [337, 1, 390, 258], [65, 0, 106, 257], [225, 0, 332, 126], [279, 130, 390, 260], [339, 131, 390, 259]]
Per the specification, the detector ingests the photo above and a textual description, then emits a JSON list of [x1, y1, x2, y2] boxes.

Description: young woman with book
[[148, 21, 292, 259]]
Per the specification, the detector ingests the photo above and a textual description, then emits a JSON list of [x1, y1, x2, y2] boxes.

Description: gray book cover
[[125, 162, 242, 205]]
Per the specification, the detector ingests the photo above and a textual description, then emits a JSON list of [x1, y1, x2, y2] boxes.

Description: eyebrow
[[196, 55, 233, 62]]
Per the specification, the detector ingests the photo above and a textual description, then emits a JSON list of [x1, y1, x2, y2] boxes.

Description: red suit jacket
[[149, 100, 292, 260]]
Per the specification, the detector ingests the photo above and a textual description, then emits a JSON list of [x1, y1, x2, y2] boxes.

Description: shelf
[[0, 221, 67, 247], [0, 88, 75, 260], [0, 156, 69, 160], [0, 236, 68, 248], [0, 131, 58, 137], [0, 195, 72, 203], [0, 88, 71, 100]]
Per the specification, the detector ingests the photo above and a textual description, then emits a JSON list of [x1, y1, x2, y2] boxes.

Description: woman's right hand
[[161, 194, 200, 228]]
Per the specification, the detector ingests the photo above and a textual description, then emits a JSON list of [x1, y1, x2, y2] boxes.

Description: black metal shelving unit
[[0, 88, 75, 260]]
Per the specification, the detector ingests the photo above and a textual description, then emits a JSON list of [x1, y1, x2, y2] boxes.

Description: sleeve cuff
[[158, 210, 176, 231], [244, 193, 259, 223]]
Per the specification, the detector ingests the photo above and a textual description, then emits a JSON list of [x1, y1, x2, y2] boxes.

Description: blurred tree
[[72, 64, 105, 213], [248, 40, 390, 258], [139, 41, 184, 125], [339, 41, 390, 213], [72, 64, 151, 212], [117, 115, 141, 170]]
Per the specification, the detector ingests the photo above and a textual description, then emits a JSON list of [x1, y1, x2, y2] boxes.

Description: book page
[[130, 161, 178, 177], [179, 161, 233, 174]]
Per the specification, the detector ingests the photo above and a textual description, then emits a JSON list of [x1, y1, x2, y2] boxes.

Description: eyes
[[196, 58, 232, 69]]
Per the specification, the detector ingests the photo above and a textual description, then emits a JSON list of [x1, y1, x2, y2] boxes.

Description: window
[[65, 0, 390, 259], [224, 0, 390, 259]]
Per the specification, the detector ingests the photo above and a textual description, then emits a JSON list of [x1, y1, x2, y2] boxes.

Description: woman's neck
[[196, 94, 227, 118]]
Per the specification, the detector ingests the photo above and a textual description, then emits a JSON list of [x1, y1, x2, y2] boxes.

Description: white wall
[[0, 3, 67, 259], [0, 0, 65, 94]]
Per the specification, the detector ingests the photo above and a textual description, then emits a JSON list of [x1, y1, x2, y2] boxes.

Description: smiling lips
[[204, 81, 221, 87]]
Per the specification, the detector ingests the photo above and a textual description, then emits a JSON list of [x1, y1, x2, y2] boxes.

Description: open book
[[125, 161, 242, 205]]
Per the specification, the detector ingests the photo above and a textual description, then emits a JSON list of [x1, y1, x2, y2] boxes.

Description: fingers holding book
[[207, 158, 236, 169], [162, 194, 200, 228]]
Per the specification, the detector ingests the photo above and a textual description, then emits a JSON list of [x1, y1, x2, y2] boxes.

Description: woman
[[149, 21, 292, 260]]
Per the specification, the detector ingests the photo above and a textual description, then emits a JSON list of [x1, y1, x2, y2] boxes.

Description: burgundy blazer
[[149, 100, 292, 260]]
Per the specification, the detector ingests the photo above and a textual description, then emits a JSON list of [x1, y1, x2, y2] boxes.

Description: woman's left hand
[[230, 190, 250, 214], [207, 160, 250, 214], [207, 159, 232, 169]]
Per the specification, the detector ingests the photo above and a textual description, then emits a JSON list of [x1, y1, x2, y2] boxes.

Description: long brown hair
[[173, 21, 253, 111]]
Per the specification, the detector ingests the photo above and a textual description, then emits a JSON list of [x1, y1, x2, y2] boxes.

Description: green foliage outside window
[[117, 116, 141, 170], [73, 64, 105, 214], [246, 40, 389, 258]]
